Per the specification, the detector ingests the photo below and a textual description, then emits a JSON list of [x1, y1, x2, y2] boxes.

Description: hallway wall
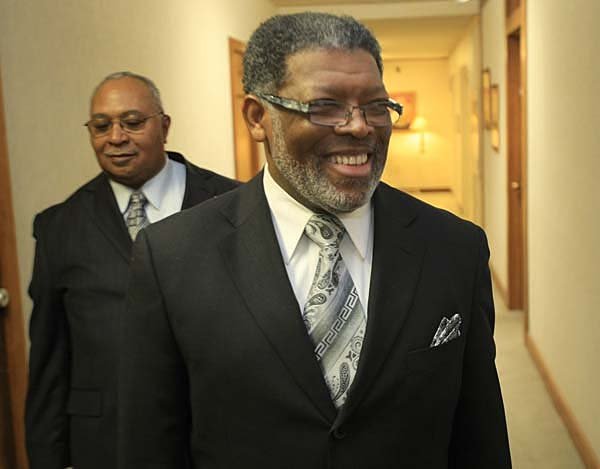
[[448, 17, 482, 224], [0, 0, 275, 336], [381, 59, 455, 192], [482, 0, 600, 460], [527, 0, 600, 458], [481, 0, 509, 292]]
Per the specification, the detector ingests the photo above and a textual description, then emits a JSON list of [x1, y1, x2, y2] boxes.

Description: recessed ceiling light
[[456, 0, 472, 3]]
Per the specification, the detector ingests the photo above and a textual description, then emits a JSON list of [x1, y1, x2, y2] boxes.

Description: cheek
[[382, 126, 392, 141], [285, 128, 329, 162], [91, 139, 106, 157], [135, 132, 162, 152]]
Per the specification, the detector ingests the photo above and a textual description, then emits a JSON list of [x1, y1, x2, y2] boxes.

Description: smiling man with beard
[[25, 71, 237, 469], [119, 13, 511, 469]]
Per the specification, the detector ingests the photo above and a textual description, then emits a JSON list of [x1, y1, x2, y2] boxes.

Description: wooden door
[[506, 2, 528, 312], [229, 37, 260, 182], [0, 68, 29, 469]]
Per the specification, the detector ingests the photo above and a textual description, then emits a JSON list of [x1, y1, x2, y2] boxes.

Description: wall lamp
[[410, 116, 428, 154]]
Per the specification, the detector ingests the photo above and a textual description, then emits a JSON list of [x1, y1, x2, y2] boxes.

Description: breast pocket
[[67, 388, 102, 417], [404, 335, 465, 374]]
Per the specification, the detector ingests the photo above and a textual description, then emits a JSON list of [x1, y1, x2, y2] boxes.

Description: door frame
[[0, 68, 29, 469], [229, 37, 260, 181]]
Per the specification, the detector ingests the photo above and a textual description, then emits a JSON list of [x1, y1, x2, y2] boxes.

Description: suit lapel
[[219, 176, 337, 422], [90, 175, 132, 262], [334, 184, 426, 427], [89, 153, 211, 263]]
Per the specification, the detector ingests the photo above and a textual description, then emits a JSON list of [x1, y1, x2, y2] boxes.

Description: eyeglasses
[[84, 111, 163, 137], [256, 93, 403, 128]]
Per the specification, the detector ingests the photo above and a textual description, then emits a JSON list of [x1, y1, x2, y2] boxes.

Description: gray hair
[[243, 12, 383, 95], [91, 71, 164, 111]]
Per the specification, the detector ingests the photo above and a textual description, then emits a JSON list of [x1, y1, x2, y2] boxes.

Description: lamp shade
[[410, 116, 427, 131]]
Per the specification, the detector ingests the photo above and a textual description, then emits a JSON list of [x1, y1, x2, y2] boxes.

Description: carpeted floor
[[494, 289, 584, 468]]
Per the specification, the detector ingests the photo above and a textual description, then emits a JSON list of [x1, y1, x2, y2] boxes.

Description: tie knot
[[129, 190, 147, 208], [305, 214, 345, 249]]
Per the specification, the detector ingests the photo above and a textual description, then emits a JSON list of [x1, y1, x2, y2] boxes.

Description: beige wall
[[527, 0, 600, 457], [481, 0, 600, 458], [448, 17, 482, 224], [381, 59, 455, 191], [481, 0, 508, 290], [0, 0, 275, 333]]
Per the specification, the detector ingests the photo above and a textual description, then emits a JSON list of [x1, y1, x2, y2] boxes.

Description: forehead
[[91, 77, 155, 115], [281, 48, 385, 99]]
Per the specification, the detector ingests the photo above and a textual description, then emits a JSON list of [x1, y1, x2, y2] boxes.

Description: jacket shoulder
[[168, 151, 239, 195], [34, 174, 105, 231], [377, 183, 485, 243], [188, 164, 239, 193]]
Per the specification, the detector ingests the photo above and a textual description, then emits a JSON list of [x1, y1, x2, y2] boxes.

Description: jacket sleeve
[[448, 228, 512, 468], [25, 214, 71, 469], [118, 229, 191, 469]]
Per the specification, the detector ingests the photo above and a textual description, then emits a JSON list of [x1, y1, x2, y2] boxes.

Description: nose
[[334, 107, 373, 139], [108, 120, 129, 144]]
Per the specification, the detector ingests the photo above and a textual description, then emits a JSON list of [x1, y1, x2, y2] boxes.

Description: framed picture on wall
[[390, 91, 416, 130], [482, 68, 492, 129], [490, 84, 500, 151]]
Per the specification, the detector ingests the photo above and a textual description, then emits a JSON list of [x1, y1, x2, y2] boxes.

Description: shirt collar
[[263, 165, 372, 264], [109, 153, 169, 213]]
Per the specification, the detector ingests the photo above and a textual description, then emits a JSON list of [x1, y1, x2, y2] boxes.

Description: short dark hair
[[91, 71, 164, 111], [243, 12, 383, 95]]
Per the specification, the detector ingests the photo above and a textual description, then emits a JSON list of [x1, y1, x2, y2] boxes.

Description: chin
[[317, 189, 372, 214]]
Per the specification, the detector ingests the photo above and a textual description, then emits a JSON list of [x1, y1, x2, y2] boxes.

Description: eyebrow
[[310, 84, 388, 97], [90, 110, 144, 119]]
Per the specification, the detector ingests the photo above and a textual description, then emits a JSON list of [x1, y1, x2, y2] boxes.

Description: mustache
[[318, 136, 380, 155]]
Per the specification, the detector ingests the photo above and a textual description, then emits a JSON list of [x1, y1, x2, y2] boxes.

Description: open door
[[0, 67, 29, 469], [506, 0, 528, 312]]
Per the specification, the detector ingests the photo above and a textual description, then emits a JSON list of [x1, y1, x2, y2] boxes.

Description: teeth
[[331, 154, 368, 165]]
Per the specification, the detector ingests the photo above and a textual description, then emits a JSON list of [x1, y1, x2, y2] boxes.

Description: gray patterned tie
[[303, 214, 366, 408], [126, 191, 149, 240]]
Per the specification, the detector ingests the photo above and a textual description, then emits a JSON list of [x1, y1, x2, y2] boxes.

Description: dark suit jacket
[[25, 152, 238, 469], [119, 174, 511, 468]]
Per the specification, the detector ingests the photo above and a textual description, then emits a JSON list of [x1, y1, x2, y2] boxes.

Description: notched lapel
[[336, 185, 426, 424], [218, 178, 337, 423], [90, 176, 132, 262]]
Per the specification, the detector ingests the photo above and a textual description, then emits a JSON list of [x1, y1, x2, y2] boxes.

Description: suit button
[[332, 427, 346, 439]]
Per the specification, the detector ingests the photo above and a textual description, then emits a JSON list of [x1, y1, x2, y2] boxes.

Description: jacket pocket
[[404, 335, 464, 373], [67, 388, 102, 416]]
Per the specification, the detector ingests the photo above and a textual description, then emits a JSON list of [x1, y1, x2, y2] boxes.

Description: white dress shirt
[[110, 155, 186, 224], [263, 165, 374, 316]]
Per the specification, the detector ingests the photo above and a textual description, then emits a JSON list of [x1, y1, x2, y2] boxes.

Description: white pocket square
[[430, 313, 462, 348]]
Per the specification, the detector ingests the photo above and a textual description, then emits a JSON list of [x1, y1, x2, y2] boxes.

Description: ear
[[161, 113, 171, 143], [242, 95, 268, 142]]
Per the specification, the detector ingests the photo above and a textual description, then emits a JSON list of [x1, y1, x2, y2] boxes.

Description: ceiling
[[272, 0, 466, 5], [364, 15, 474, 59], [271, 0, 478, 59], [272, 0, 462, 5]]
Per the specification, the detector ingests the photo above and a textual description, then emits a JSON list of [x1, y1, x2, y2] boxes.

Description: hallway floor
[[494, 293, 584, 468]]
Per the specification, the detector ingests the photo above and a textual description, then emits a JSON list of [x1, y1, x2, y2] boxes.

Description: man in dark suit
[[120, 14, 511, 468], [25, 71, 237, 469]]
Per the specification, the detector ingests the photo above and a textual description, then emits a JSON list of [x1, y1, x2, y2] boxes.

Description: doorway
[[0, 68, 29, 469], [506, 2, 528, 312], [229, 37, 261, 182]]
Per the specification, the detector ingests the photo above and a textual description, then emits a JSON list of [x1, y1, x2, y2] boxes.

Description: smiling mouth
[[327, 153, 369, 165]]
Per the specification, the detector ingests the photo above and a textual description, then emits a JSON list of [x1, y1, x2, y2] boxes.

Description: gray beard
[[270, 115, 384, 213]]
